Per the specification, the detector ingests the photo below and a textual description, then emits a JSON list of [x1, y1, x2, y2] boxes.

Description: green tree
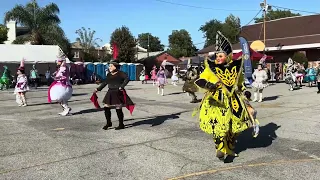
[[75, 27, 102, 53], [168, 29, 196, 58], [199, 14, 241, 47], [110, 26, 136, 63], [4, 0, 70, 53], [0, 24, 8, 43], [221, 14, 241, 44], [101, 53, 112, 62], [137, 33, 164, 52], [254, 9, 301, 23], [292, 52, 308, 68]]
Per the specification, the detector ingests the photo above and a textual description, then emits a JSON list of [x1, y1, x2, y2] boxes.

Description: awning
[[233, 48, 273, 60]]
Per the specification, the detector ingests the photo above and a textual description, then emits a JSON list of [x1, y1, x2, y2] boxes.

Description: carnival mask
[[215, 52, 227, 64]]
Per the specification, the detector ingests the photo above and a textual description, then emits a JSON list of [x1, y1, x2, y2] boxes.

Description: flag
[[90, 92, 101, 109], [112, 43, 119, 60], [239, 37, 252, 79], [121, 90, 135, 115]]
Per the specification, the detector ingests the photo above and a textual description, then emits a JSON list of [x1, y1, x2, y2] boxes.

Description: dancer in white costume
[[14, 59, 29, 106], [251, 65, 269, 102], [48, 57, 73, 116], [171, 66, 179, 86], [284, 58, 297, 91]]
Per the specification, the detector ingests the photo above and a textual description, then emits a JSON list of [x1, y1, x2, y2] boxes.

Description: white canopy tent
[[0, 44, 70, 63]]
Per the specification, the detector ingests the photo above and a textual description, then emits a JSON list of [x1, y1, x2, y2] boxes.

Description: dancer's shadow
[[125, 111, 185, 128], [27, 99, 84, 106], [72, 93, 88, 96], [126, 88, 142, 90], [263, 95, 281, 102], [166, 92, 185, 96], [72, 108, 103, 115], [224, 123, 281, 163]]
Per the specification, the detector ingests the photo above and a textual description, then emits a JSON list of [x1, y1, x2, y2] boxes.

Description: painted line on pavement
[[290, 148, 320, 160], [167, 158, 319, 180]]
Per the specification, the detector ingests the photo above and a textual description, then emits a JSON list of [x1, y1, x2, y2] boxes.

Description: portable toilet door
[[120, 64, 129, 75], [86, 63, 94, 80], [96, 63, 106, 80], [129, 64, 136, 80]]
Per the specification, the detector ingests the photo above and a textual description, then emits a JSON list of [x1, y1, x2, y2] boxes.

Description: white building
[[4, 21, 30, 45], [0, 44, 70, 63]]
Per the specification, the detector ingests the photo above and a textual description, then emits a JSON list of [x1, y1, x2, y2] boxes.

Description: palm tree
[[75, 27, 102, 53], [4, 0, 70, 51]]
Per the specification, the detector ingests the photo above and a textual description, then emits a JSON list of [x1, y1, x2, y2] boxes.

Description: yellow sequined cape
[[195, 58, 252, 137]]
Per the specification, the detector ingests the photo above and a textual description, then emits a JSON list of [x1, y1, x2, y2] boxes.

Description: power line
[[162, 9, 263, 48], [155, 0, 259, 12], [271, 5, 320, 15], [243, 9, 263, 26], [241, 9, 263, 39]]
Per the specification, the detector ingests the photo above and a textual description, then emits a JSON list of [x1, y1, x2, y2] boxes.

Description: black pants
[[31, 78, 38, 88], [317, 82, 320, 92]]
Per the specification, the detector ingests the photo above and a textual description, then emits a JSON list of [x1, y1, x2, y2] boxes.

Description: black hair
[[244, 91, 251, 99]]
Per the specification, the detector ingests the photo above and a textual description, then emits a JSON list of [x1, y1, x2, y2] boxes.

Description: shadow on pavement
[[72, 93, 89, 96], [225, 122, 281, 163], [166, 92, 185, 96], [27, 99, 85, 107], [263, 95, 281, 102], [125, 111, 188, 128], [72, 108, 103, 115]]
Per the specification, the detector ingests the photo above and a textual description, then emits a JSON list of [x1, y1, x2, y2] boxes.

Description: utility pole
[[147, 33, 150, 57], [136, 39, 139, 60], [263, 0, 266, 44]]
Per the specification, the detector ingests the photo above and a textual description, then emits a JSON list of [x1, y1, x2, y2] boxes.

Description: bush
[[292, 52, 308, 68]]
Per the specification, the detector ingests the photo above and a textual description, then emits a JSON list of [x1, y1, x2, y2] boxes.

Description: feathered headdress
[[18, 58, 25, 71], [56, 51, 67, 67], [288, 58, 294, 66], [259, 54, 267, 67], [215, 31, 233, 56]]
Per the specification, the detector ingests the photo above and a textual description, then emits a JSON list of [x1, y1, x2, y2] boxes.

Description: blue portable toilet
[[85, 63, 94, 80], [96, 63, 106, 80], [128, 64, 136, 81], [120, 63, 129, 75]]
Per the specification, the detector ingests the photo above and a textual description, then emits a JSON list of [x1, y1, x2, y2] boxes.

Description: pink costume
[[14, 75, 29, 93], [151, 66, 157, 80], [14, 59, 29, 106], [48, 58, 73, 116]]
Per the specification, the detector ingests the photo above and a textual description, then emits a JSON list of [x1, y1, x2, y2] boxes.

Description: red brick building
[[156, 52, 180, 65]]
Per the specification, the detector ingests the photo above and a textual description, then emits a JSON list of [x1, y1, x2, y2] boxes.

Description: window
[[74, 51, 80, 58]]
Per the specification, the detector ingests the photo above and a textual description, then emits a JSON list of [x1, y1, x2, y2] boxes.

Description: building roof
[[137, 51, 164, 60], [197, 14, 320, 54]]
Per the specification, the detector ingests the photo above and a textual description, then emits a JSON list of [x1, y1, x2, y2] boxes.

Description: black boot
[[189, 92, 198, 103], [115, 109, 125, 130], [103, 107, 112, 130], [216, 150, 225, 161]]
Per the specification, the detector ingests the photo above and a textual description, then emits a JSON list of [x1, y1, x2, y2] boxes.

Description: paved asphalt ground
[[0, 81, 319, 180]]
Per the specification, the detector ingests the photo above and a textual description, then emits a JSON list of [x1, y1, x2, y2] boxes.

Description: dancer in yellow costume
[[194, 31, 253, 161]]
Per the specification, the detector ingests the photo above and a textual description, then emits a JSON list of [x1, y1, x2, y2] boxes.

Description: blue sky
[[0, 0, 319, 49]]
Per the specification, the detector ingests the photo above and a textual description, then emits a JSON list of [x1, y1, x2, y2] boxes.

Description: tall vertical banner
[[239, 37, 252, 81], [112, 43, 119, 60]]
